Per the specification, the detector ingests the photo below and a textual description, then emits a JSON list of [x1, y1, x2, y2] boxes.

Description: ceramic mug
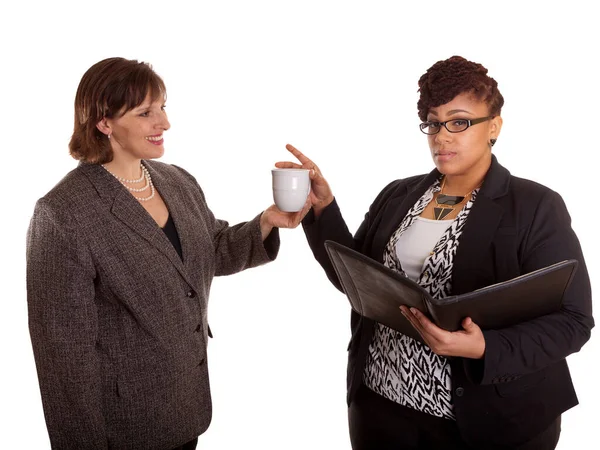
[[271, 168, 310, 212]]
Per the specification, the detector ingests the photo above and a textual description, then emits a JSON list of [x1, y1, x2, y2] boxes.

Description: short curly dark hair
[[417, 55, 504, 122]]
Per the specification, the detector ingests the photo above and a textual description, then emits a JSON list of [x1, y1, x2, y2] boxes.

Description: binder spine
[[326, 247, 364, 316]]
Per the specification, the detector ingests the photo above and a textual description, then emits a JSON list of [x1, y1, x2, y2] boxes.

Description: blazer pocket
[[111, 358, 209, 443], [116, 358, 206, 399], [494, 370, 546, 398]]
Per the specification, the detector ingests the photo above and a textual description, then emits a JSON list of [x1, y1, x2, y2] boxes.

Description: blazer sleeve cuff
[[464, 329, 502, 385], [302, 198, 341, 240], [253, 213, 280, 262]]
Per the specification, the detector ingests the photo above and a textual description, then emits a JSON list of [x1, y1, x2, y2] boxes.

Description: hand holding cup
[[275, 144, 334, 217]]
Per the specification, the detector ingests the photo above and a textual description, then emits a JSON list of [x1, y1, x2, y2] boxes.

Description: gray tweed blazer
[[26, 160, 279, 449]]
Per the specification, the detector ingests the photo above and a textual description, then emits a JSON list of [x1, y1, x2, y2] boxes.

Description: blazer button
[[195, 324, 201, 333], [455, 387, 464, 397], [186, 290, 196, 298]]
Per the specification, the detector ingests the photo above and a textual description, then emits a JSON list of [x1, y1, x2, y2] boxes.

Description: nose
[[158, 110, 170, 131], [434, 126, 452, 145]]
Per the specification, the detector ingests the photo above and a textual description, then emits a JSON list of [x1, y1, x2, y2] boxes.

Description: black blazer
[[302, 156, 593, 448]]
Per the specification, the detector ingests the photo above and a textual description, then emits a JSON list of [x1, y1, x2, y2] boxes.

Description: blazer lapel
[[80, 162, 197, 290], [144, 163, 199, 276], [452, 155, 511, 293], [451, 194, 503, 293]]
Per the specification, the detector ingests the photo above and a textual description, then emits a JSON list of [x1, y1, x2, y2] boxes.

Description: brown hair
[[69, 57, 166, 164], [417, 55, 504, 122]]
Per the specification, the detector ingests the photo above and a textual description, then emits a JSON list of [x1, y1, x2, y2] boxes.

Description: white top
[[395, 216, 452, 281]]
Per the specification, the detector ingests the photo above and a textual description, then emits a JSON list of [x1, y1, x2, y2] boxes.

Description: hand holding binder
[[324, 240, 578, 343]]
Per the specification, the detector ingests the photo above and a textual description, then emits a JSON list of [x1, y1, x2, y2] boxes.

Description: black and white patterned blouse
[[363, 177, 480, 420]]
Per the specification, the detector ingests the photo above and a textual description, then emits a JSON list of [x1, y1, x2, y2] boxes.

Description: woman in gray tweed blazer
[[26, 57, 309, 450]]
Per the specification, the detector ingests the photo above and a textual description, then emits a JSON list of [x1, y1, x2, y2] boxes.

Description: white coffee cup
[[271, 168, 310, 212]]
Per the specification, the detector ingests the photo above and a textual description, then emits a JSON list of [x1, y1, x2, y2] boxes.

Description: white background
[[2, 1, 598, 448]]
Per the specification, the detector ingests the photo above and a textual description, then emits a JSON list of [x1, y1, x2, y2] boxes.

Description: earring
[[490, 138, 497, 147], [107, 134, 111, 139]]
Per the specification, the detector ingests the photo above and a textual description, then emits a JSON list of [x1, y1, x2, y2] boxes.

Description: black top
[[161, 215, 183, 260]]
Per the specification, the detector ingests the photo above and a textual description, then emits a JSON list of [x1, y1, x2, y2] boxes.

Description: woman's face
[[426, 92, 502, 178], [105, 93, 170, 161]]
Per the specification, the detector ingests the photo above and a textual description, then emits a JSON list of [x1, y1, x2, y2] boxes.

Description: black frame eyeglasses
[[419, 116, 495, 135]]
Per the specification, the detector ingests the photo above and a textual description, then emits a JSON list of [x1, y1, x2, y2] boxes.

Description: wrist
[[259, 211, 274, 241], [313, 196, 334, 218], [469, 340, 486, 360]]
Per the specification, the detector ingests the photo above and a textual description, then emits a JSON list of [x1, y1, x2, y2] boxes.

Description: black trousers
[[171, 437, 198, 450], [349, 385, 561, 450]]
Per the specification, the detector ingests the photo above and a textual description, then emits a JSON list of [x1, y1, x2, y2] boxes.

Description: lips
[[146, 135, 164, 145], [434, 150, 456, 162]]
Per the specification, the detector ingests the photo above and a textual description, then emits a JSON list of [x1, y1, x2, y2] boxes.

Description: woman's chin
[[144, 147, 165, 160], [433, 160, 459, 175]]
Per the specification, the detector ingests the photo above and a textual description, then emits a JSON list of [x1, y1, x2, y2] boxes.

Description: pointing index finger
[[286, 143, 315, 167]]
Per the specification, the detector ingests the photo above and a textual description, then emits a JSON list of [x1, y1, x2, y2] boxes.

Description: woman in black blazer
[[278, 56, 593, 449]]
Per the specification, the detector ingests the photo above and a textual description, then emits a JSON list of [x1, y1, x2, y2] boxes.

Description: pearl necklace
[[106, 164, 145, 183], [103, 163, 156, 202]]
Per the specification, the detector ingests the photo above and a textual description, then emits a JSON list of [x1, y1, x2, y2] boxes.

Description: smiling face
[[102, 93, 170, 162], [427, 92, 502, 179]]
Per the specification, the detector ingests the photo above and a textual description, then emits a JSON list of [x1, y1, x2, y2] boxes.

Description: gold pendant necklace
[[433, 177, 471, 220]]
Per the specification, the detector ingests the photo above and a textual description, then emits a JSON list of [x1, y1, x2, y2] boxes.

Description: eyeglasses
[[419, 116, 495, 135]]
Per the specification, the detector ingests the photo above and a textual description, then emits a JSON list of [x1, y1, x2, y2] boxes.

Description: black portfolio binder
[[324, 240, 578, 342]]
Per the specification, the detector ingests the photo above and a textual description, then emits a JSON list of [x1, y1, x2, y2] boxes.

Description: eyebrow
[[428, 108, 473, 119], [448, 109, 474, 115], [135, 101, 166, 110]]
